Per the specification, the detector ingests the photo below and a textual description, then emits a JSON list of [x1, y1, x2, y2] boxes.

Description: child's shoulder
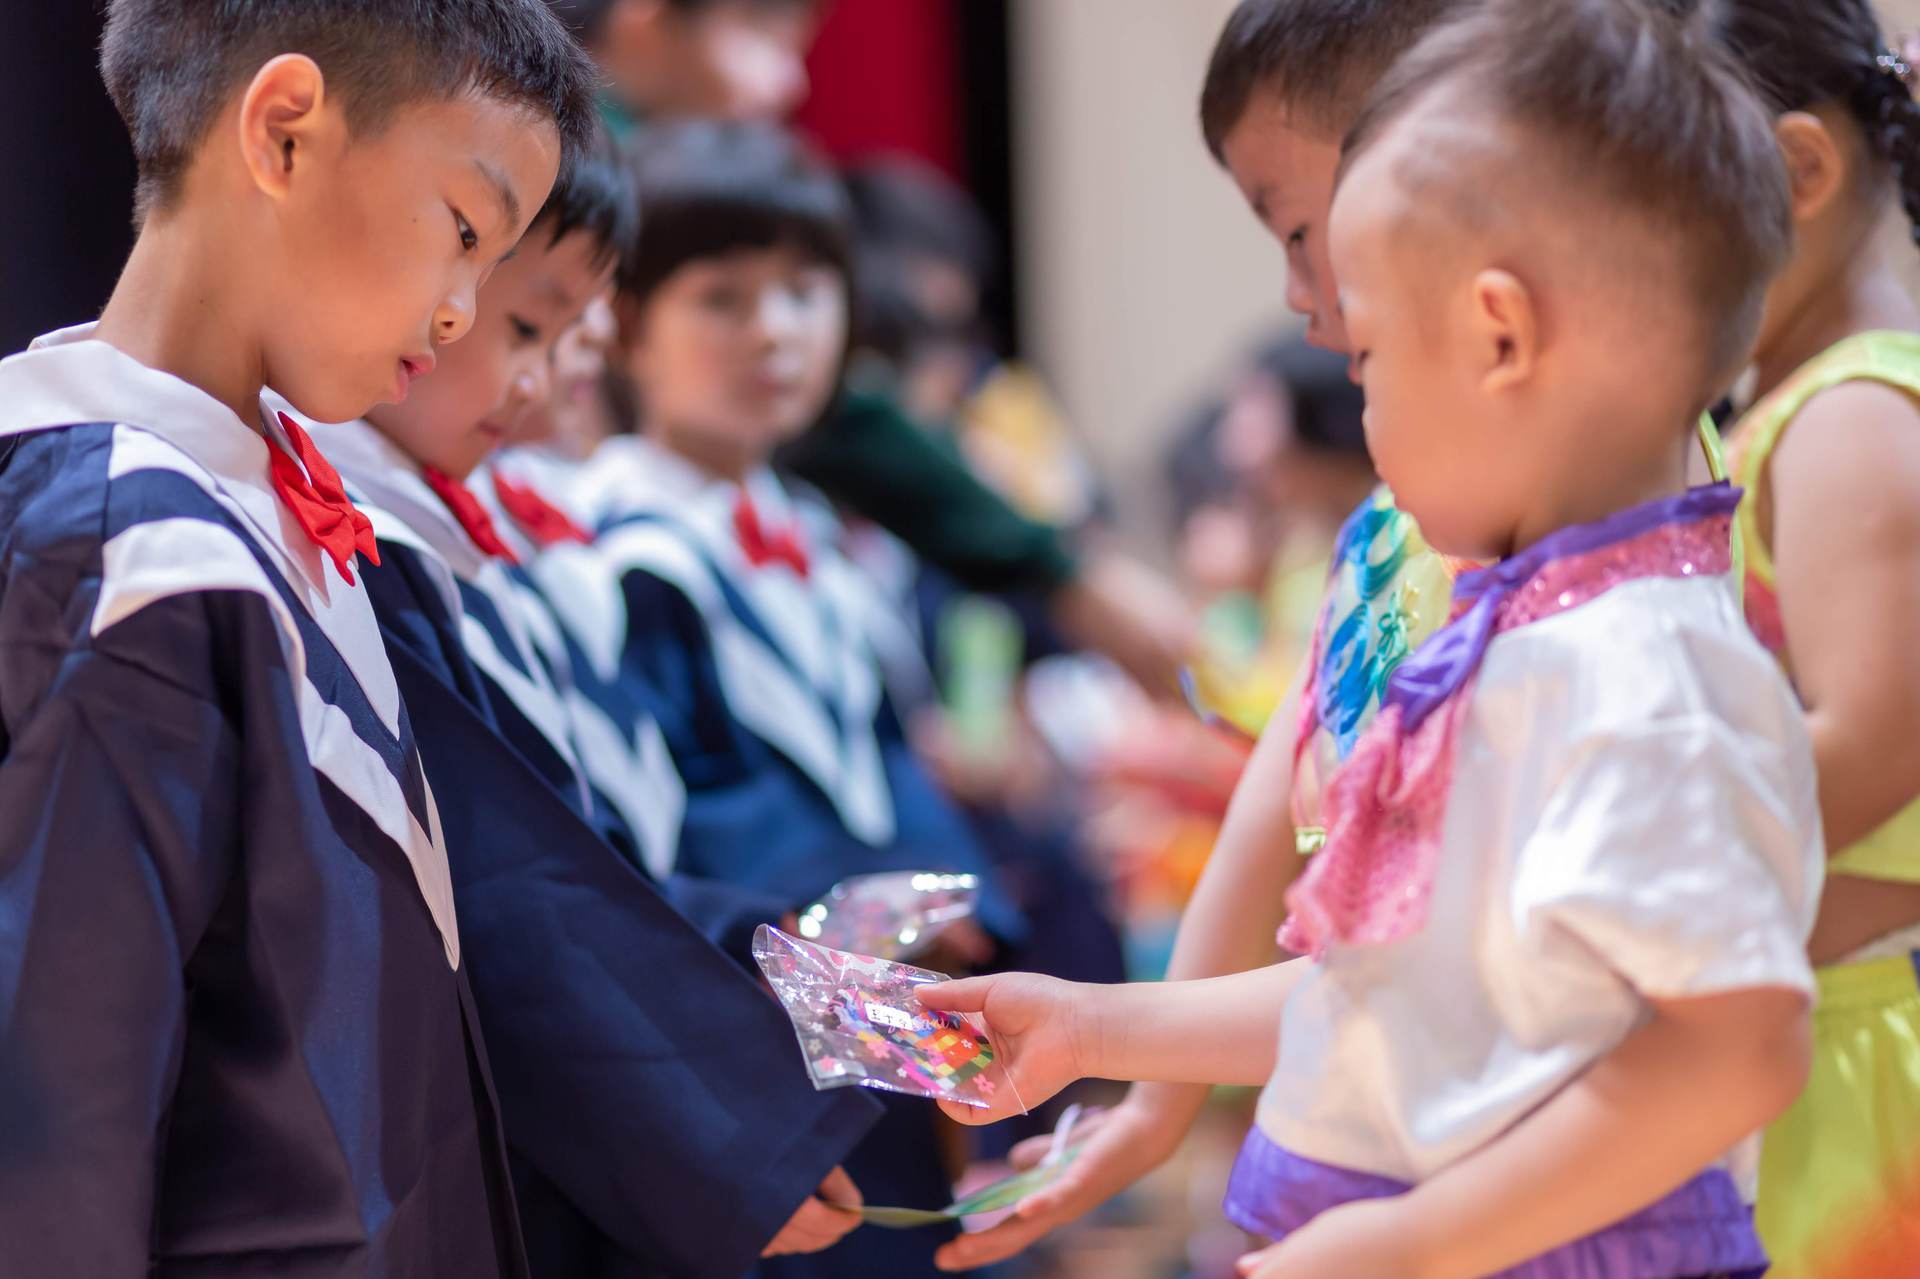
[[1, 419, 270, 608], [0, 335, 291, 606], [594, 505, 723, 604], [1482, 573, 1798, 743], [1769, 374, 1920, 511], [0, 423, 309, 746], [785, 474, 848, 541], [0, 421, 123, 554]]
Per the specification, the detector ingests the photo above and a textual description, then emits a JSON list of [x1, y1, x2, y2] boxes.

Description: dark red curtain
[[793, 0, 963, 177]]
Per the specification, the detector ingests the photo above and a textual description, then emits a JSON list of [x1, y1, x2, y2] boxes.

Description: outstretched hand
[[931, 1094, 1191, 1271], [916, 972, 1090, 1127]]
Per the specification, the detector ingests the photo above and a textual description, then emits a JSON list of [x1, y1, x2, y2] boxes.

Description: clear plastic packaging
[[795, 871, 980, 961], [753, 924, 1002, 1108]]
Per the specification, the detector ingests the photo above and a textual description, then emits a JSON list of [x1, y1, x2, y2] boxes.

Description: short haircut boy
[[1341, 0, 1792, 388], [101, 0, 598, 218]]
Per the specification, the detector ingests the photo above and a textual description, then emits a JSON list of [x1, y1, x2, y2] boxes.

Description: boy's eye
[[510, 316, 542, 343], [1286, 226, 1308, 249], [454, 211, 479, 253]]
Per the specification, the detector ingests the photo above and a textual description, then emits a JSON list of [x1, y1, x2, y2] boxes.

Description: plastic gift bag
[[753, 925, 1004, 1109], [796, 871, 980, 961]]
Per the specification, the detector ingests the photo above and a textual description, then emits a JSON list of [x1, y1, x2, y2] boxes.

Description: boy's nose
[[436, 292, 477, 346], [1284, 270, 1318, 325], [517, 359, 550, 409]]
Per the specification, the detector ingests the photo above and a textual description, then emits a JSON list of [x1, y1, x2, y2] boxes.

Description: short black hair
[[532, 118, 640, 273], [1256, 337, 1367, 457], [843, 158, 997, 285], [102, 0, 600, 220], [1199, 0, 1470, 160], [1344, 0, 1792, 389], [616, 119, 851, 306], [843, 159, 995, 363]]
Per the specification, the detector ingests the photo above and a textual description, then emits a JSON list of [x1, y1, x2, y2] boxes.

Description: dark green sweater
[[781, 389, 1080, 594]]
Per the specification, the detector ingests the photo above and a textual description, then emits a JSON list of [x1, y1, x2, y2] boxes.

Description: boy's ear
[[237, 54, 332, 202], [1470, 268, 1538, 394], [1774, 111, 1846, 226]]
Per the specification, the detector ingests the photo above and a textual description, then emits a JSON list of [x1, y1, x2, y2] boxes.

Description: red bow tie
[[269, 412, 380, 586], [491, 472, 591, 547], [733, 491, 810, 579], [424, 467, 521, 565]]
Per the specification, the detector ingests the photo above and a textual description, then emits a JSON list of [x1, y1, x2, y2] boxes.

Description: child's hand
[[1235, 1199, 1434, 1279], [933, 1094, 1189, 1272], [760, 1165, 864, 1258], [916, 972, 1090, 1126]]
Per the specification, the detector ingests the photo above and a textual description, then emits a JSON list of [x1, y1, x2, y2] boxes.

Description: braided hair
[[1706, 0, 1920, 245]]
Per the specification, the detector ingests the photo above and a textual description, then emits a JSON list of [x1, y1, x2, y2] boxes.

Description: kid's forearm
[[1126, 682, 1307, 1120], [1080, 961, 1310, 1088], [1392, 988, 1810, 1279]]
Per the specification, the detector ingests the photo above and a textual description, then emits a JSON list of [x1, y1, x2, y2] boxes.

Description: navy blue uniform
[[0, 331, 523, 1277], [320, 420, 879, 1278]]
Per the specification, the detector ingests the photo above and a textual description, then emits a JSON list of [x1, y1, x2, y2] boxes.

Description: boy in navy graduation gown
[[307, 131, 880, 1278], [0, 3, 596, 1273]]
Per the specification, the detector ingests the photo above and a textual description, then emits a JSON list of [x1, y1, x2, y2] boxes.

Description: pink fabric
[[1499, 513, 1732, 630], [1279, 511, 1735, 957], [1279, 696, 1467, 955]]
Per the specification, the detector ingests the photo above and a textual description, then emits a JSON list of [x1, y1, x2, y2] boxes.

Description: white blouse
[[1257, 571, 1822, 1182]]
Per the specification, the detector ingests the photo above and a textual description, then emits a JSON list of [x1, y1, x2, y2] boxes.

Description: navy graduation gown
[[477, 555, 790, 958], [453, 457, 800, 960], [0, 402, 523, 1272], [337, 472, 880, 1278], [603, 511, 1023, 944]]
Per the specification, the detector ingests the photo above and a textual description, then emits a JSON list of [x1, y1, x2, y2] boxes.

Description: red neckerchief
[[491, 471, 591, 547], [269, 411, 380, 585], [733, 490, 810, 579], [424, 467, 520, 565]]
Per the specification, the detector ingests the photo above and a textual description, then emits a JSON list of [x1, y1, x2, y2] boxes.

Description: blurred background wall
[[1011, 0, 1288, 542]]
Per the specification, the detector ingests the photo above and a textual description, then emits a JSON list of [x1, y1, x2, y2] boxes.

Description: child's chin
[[297, 387, 380, 428], [1404, 503, 1482, 560], [435, 457, 482, 484]]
